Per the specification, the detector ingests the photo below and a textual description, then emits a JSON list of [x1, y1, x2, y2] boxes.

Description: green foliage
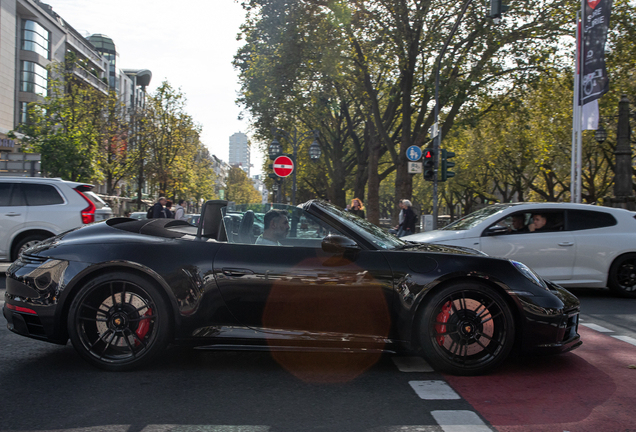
[[226, 166, 262, 204]]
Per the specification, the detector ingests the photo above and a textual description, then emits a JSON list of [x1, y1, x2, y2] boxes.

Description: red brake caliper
[[435, 301, 452, 346], [135, 308, 153, 345]]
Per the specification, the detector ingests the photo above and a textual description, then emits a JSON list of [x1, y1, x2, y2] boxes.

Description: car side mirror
[[485, 225, 509, 236], [321, 235, 360, 253]]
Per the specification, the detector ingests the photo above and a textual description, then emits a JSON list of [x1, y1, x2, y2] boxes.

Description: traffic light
[[423, 148, 435, 181], [440, 149, 456, 182], [489, 0, 509, 20]]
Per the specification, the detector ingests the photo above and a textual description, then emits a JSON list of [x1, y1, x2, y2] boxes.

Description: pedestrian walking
[[148, 197, 167, 219], [165, 200, 174, 219], [349, 198, 365, 219], [397, 199, 417, 237], [174, 199, 187, 220]]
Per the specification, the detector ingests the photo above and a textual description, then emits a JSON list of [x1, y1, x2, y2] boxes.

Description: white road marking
[[611, 335, 636, 347], [409, 380, 460, 400], [581, 323, 614, 333], [431, 410, 492, 432], [0, 262, 11, 272], [392, 356, 434, 372]]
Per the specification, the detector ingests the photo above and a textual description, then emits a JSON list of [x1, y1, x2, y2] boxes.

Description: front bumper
[[518, 281, 582, 355], [2, 255, 69, 344]]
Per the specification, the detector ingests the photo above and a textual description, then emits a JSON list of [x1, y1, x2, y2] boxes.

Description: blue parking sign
[[406, 146, 422, 161]]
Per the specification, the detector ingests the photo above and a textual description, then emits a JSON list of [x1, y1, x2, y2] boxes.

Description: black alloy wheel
[[608, 253, 636, 298], [418, 282, 515, 376], [68, 272, 171, 371]]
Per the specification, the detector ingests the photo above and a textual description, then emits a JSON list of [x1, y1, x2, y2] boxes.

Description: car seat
[[238, 210, 255, 244]]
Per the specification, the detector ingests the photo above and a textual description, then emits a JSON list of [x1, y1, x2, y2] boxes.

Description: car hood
[[406, 229, 469, 243]]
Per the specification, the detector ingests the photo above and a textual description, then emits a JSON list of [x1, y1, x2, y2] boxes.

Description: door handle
[[558, 242, 574, 247], [222, 268, 254, 277], [5, 213, 21, 217]]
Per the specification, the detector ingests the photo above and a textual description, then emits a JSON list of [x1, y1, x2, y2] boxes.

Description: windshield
[[440, 204, 513, 230], [311, 200, 408, 250]]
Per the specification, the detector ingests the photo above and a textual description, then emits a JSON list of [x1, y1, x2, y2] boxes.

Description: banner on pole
[[580, 0, 612, 105]]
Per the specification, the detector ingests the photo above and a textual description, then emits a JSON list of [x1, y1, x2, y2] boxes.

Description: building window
[[22, 20, 50, 59], [20, 61, 48, 97], [19, 102, 29, 124]]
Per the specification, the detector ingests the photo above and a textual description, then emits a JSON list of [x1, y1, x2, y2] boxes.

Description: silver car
[[406, 203, 636, 297]]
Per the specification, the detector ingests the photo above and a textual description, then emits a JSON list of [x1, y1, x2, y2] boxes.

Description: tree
[[226, 166, 262, 204]]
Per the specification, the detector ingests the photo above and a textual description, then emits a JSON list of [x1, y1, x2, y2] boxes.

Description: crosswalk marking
[[581, 323, 614, 332], [431, 410, 492, 432], [409, 380, 461, 400], [611, 335, 636, 347], [392, 356, 434, 372]]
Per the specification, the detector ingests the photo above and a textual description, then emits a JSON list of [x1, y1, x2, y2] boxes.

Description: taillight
[[6, 303, 37, 315], [75, 189, 96, 224]]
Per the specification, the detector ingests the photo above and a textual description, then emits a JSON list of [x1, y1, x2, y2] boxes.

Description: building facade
[[228, 131, 250, 177], [1, 0, 109, 148]]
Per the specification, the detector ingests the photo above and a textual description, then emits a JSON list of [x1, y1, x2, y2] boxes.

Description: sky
[[44, 0, 262, 174]]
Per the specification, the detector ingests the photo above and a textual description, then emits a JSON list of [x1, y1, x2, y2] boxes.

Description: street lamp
[[309, 139, 321, 160], [595, 125, 607, 143], [270, 127, 320, 205], [268, 138, 283, 159]]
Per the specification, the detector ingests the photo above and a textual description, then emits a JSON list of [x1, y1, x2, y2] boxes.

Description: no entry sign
[[273, 155, 294, 177]]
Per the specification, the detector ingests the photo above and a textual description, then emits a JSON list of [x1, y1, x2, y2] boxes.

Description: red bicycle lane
[[444, 326, 636, 432]]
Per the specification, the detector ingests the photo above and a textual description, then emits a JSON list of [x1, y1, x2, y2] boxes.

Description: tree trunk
[[366, 121, 381, 224]]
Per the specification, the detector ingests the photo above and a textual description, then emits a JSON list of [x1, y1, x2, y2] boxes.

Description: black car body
[[3, 200, 581, 375]]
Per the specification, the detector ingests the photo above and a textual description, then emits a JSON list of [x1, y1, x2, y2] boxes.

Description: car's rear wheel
[[12, 233, 51, 261], [608, 253, 636, 298], [68, 272, 171, 371], [418, 282, 515, 376]]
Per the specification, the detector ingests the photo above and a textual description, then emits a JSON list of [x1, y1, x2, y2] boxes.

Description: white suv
[[0, 177, 112, 261]]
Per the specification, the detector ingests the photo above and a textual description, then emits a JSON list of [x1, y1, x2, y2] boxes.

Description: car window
[[486, 212, 532, 235], [487, 211, 565, 235], [441, 204, 513, 230], [0, 183, 14, 206], [567, 209, 617, 231], [84, 191, 107, 209], [222, 203, 343, 247], [22, 183, 64, 206]]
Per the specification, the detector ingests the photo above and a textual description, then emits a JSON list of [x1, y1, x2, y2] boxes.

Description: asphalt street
[[1, 275, 635, 432]]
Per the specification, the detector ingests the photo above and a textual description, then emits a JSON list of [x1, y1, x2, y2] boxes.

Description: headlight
[[510, 260, 549, 291]]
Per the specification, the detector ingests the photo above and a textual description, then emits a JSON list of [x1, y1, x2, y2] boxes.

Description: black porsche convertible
[[3, 200, 581, 375]]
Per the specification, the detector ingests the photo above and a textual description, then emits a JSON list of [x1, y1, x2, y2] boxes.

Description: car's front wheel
[[68, 272, 171, 371], [418, 282, 515, 376], [608, 253, 636, 298]]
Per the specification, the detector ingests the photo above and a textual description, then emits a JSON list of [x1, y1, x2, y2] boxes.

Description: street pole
[[432, 0, 472, 229], [271, 127, 319, 206]]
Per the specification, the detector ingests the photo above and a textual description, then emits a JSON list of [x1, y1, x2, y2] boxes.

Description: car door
[[0, 183, 27, 259], [479, 210, 575, 282], [213, 209, 394, 342], [567, 209, 621, 285]]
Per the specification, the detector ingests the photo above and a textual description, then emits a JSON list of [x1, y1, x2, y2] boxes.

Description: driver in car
[[255, 209, 289, 246]]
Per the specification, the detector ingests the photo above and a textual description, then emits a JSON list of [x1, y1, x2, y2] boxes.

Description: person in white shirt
[[174, 199, 187, 220], [255, 209, 289, 246]]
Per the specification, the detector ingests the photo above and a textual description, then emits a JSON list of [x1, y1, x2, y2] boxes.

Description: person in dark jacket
[[398, 199, 417, 237], [149, 197, 167, 218], [349, 198, 365, 219], [165, 200, 174, 219]]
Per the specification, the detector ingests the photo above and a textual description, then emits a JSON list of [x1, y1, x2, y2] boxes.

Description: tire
[[417, 282, 515, 376], [68, 272, 171, 371], [12, 233, 51, 261], [608, 253, 636, 298]]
